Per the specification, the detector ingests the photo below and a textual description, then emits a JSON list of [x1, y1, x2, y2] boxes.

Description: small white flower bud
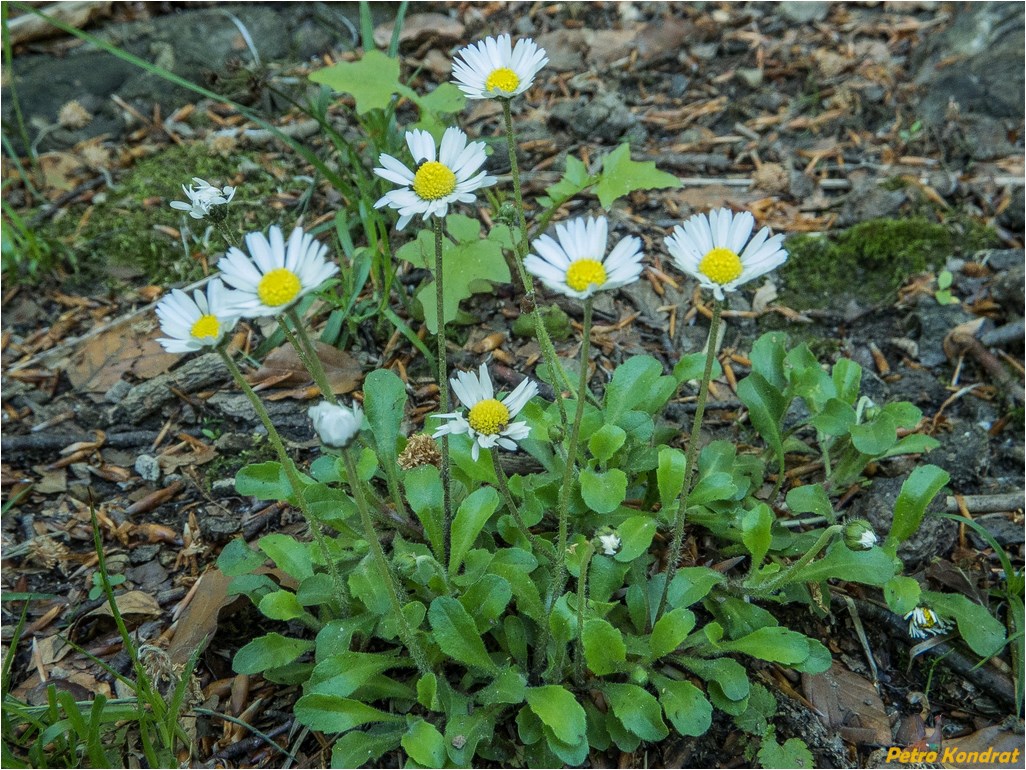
[[308, 401, 362, 449]]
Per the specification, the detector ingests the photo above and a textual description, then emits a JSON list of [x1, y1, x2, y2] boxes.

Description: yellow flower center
[[467, 398, 510, 435], [920, 609, 938, 628], [698, 247, 743, 285], [257, 268, 302, 307], [565, 259, 607, 293], [190, 314, 221, 340], [412, 161, 457, 201], [485, 67, 521, 94]]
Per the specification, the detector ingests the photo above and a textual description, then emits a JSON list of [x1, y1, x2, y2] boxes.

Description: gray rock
[[549, 90, 645, 144], [905, 298, 978, 368], [104, 379, 133, 405], [778, 2, 830, 23], [134, 454, 161, 483]]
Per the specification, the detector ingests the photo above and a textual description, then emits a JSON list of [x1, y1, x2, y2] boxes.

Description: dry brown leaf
[[803, 662, 891, 746], [85, 590, 161, 620], [373, 12, 464, 49], [251, 342, 361, 397], [66, 324, 178, 393], [169, 568, 234, 666], [940, 725, 1025, 769]]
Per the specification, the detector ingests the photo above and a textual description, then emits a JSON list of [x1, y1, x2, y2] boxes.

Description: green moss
[[44, 143, 287, 287], [778, 217, 959, 309]]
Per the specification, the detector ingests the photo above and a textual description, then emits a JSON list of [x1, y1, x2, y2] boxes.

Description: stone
[[778, 2, 830, 23], [549, 90, 644, 144], [852, 476, 955, 570], [134, 454, 161, 483]]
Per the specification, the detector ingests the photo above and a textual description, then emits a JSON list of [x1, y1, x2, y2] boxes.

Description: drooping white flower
[[904, 606, 952, 639], [170, 177, 236, 219], [309, 401, 363, 449], [665, 208, 788, 300], [155, 278, 239, 353], [432, 363, 537, 461], [217, 225, 338, 317], [524, 216, 645, 299], [451, 34, 548, 100], [842, 519, 878, 551], [598, 532, 621, 557], [373, 127, 496, 230]]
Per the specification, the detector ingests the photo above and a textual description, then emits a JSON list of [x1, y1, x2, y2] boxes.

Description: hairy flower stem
[[218, 347, 347, 615], [282, 307, 337, 405], [492, 455, 547, 558], [573, 544, 594, 687], [342, 447, 435, 678], [746, 525, 844, 597], [501, 99, 570, 426], [655, 299, 722, 623], [535, 297, 592, 680], [433, 217, 453, 563]]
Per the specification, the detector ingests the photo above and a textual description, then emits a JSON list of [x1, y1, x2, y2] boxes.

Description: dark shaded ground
[[2, 2, 1023, 767]]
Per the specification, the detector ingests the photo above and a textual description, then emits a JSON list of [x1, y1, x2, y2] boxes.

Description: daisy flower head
[[451, 33, 548, 100], [665, 207, 788, 300], [524, 216, 644, 300], [170, 177, 236, 220], [432, 363, 538, 461], [597, 531, 622, 557], [155, 278, 239, 353], [217, 225, 338, 317], [309, 400, 363, 449], [903, 606, 953, 640], [373, 127, 496, 231]]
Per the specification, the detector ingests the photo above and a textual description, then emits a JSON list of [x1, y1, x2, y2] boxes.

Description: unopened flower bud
[[308, 400, 363, 449], [496, 201, 518, 227], [843, 518, 878, 551], [595, 528, 621, 557]]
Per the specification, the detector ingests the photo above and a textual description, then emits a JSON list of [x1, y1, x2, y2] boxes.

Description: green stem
[[218, 348, 348, 615], [573, 544, 594, 687], [746, 525, 843, 597], [492, 453, 546, 557], [535, 296, 592, 680], [500, 98, 571, 426], [433, 217, 453, 563], [283, 307, 338, 405], [342, 447, 434, 677], [654, 299, 722, 622]]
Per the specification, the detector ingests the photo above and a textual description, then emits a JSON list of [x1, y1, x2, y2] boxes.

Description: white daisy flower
[[432, 363, 538, 461], [170, 177, 236, 220], [665, 207, 788, 300], [598, 532, 621, 557], [903, 606, 952, 640], [309, 400, 363, 449], [155, 278, 239, 353], [524, 216, 645, 299], [451, 34, 548, 100], [373, 127, 496, 231], [217, 225, 338, 317]]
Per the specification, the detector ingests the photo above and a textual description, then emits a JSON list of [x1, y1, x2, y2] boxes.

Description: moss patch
[[777, 217, 995, 309], [44, 143, 287, 288]]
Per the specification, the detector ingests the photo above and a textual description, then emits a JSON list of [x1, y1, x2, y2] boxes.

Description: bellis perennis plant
[[137, 25, 1005, 770]]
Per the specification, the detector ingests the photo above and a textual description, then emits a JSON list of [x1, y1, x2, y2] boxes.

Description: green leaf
[[234, 633, 313, 675], [789, 541, 896, 586], [741, 504, 773, 566], [525, 685, 587, 745], [258, 534, 313, 581], [657, 446, 687, 510], [236, 462, 291, 501], [449, 486, 500, 576], [810, 398, 857, 436], [688, 471, 737, 506], [650, 608, 696, 659], [477, 667, 527, 706], [653, 675, 712, 737], [583, 618, 626, 675], [884, 576, 922, 616], [673, 351, 722, 384], [850, 413, 899, 455], [580, 467, 627, 513], [758, 731, 814, 770], [309, 49, 401, 115], [786, 484, 835, 521], [538, 154, 596, 208], [603, 683, 669, 742], [605, 356, 676, 421], [615, 516, 657, 562], [594, 143, 682, 208], [331, 726, 405, 768], [401, 719, 446, 768], [714, 626, 812, 665], [294, 693, 398, 733], [677, 656, 750, 701], [428, 597, 497, 672], [258, 590, 308, 622], [405, 465, 445, 560], [887, 465, 949, 549], [589, 424, 627, 463], [398, 215, 512, 332], [737, 372, 786, 465], [667, 567, 725, 608], [832, 358, 862, 404], [362, 369, 406, 466], [308, 652, 401, 698], [217, 539, 265, 576], [923, 591, 1007, 657], [413, 82, 466, 115], [459, 574, 512, 631], [750, 333, 788, 391]]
